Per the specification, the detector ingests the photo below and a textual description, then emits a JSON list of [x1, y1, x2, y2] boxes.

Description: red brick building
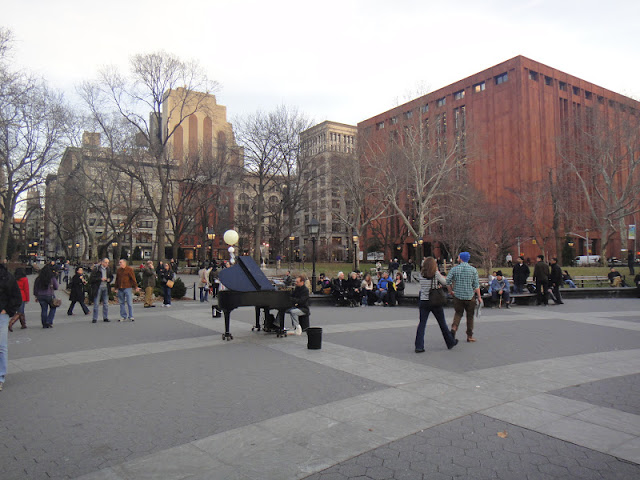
[[358, 55, 640, 262]]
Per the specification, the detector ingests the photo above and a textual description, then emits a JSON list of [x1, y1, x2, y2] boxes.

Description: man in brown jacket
[[142, 261, 156, 308], [114, 259, 139, 321]]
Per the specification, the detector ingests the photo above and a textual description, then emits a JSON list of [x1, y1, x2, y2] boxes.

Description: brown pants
[[144, 286, 154, 306], [452, 297, 476, 337]]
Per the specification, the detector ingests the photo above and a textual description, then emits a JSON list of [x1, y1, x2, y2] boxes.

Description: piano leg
[[252, 306, 262, 332], [276, 308, 287, 338], [222, 310, 233, 341]]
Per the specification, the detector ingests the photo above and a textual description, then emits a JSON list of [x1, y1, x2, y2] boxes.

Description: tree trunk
[[0, 195, 16, 260], [156, 187, 168, 263], [253, 185, 264, 263]]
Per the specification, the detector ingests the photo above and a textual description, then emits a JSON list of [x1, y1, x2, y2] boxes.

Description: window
[[597, 95, 604, 104], [544, 76, 553, 86], [437, 97, 446, 107], [376, 121, 384, 130], [473, 81, 485, 93], [454, 89, 465, 100], [403, 110, 413, 120], [585, 90, 593, 100], [528, 70, 539, 81], [609, 99, 616, 108], [421, 104, 429, 114], [572, 86, 581, 96], [559, 81, 567, 91], [390, 116, 398, 125], [494, 72, 508, 85]]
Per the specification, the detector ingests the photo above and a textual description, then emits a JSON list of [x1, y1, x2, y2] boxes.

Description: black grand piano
[[215, 256, 292, 340]]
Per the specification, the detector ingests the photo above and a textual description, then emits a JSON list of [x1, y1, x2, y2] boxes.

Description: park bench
[[573, 275, 621, 288]]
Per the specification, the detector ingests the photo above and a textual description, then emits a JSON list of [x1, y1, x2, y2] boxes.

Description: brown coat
[[115, 266, 138, 289]]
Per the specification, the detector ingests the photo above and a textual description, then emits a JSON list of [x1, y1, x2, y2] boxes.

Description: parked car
[[574, 255, 601, 266], [607, 257, 624, 267]]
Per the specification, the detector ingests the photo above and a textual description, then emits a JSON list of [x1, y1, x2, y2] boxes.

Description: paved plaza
[[1, 277, 639, 479]]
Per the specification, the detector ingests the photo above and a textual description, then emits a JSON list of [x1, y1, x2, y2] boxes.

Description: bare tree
[[558, 106, 640, 260], [80, 51, 219, 262], [0, 36, 69, 258]]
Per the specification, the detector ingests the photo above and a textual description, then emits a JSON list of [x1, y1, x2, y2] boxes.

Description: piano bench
[[299, 314, 310, 332]]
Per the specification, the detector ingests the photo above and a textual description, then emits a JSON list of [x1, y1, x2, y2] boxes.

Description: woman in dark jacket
[[33, 265, 59, 328], [159, 263, 175, 307], [394, 272, 405, 305], [67, 267, 89, 315]]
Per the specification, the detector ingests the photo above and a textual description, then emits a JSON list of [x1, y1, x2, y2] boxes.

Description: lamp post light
[[568, 230, 591, 265], [206, 228, 215, 262], [418, 239, 424, 263], [289, 235, 295, 270], [352, 230, 359, 272], [75, 243, 80, 262], [308, 218, 320, 293], [196, 244, 202, 262]]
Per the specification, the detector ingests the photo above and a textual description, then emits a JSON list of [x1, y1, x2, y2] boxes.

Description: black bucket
[[307, 327, 322, 350], [299, 315, 310, 332]]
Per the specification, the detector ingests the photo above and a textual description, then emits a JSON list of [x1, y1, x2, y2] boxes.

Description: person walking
[[9, 268, 29, 331], [549, 257, 564, 304], [198, 264, 209, 302], [415, 257, 458, 353], [33, 265, 59, 328], [159, 262, 175, 307], [90, 258, 113, 323], [533, 255, 550, 306], [142, 260, 156, 308], [0, 262, 23, 392], [67, 267, 90, 315], [446, 252, 483, 343], [114, 259, 139, 322]]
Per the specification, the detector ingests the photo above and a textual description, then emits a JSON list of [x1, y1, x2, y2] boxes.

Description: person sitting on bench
[[608, 268, 623, 287], [490, 271, 510, 308], [286, 275, 309, 335]]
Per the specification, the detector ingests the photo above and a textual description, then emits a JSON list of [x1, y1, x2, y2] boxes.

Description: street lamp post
[[418, 239, 424, 263], [352, 230, 359, 272], [196, 244, 202, 263], [308, 218, 320, 294], [207, 228, 215, 263], [289, 235, 295, 270], [75, 243, 80, 263], [112, 241, 118, 261]]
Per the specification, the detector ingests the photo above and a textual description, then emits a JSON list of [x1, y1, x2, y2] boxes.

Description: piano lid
[[218, 256, 276, 292]]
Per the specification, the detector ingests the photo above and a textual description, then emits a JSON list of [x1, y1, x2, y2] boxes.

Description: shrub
[[171, 277, 187, 298]]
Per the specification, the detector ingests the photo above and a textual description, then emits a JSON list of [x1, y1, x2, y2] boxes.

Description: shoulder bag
[[428, 276, 447, 307]]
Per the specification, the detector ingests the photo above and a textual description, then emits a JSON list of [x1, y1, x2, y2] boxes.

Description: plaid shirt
[[446, 262, 480, 300]]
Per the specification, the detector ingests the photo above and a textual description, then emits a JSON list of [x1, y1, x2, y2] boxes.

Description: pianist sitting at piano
[[285, 275, 310, 335]]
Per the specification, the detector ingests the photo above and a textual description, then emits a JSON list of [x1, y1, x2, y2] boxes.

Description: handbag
[[428, 277, 447, 307], [166, 279, 175, 288], [49, 297, 62, 308]]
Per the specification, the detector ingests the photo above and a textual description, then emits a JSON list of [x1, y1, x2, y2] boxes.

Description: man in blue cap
[[446, 252, 483, 342]]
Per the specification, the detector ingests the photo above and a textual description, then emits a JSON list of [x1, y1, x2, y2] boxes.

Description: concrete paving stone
[[181, 464, 254, 480], [571, 405, 640, 436], [337, 463, 367, 477], [516, 393, 594, 416], [357, 388, 428, 410], [535, 417, 636, 453], [364, 465, 394, 479], [346, 408, 428, 442], [299, 422, 388, 464], [396, 380, 460, 399], [259, 410, 339, 443], [480, 402, 565, 430], [311, 395, 389, 422], [607, 436, 640, 465]]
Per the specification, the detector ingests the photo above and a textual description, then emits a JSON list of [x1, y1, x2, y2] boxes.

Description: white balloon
[[223, 229, 239, 245], [228, 247, 235, 253]]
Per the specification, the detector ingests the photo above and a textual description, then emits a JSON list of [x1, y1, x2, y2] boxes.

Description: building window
[[390, 116, 398, 125], [453, 89, 465, 100], [559, 81, 567, 91], [572, 86, 581, 96], [585, 90, 593, 100], [494, 72, 508, 85], [376, 121, 385, 130], [473, 81, 486, 93], [597, 95, 604, 104], [403, 110, 413, 120], [609, 99, 616, 108], [437, 97, 446, 107], [544, 76, 553, 86], [528, 70, 539, 81], [421, 104, 429, 114]]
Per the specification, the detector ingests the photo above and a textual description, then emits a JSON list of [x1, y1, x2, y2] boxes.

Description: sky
[[4, 0, 640, 127]]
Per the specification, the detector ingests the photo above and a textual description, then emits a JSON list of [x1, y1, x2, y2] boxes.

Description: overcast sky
[[4, 0, 640, 127]]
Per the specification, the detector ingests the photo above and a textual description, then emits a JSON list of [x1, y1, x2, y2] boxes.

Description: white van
[[574, 255, 601, 266]]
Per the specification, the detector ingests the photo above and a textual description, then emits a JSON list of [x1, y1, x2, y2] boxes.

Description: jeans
[[375, 289, 387, 302], [286, 307, 304, 329], [416, 300, 456, 350], [93, 285, 109, 320], [513, 283, 525, 294], [0, 313, 8, 382], [491, 290, 510, 304], [536, 280, 549, 305], [38, 296, 57, 326], [199, 286, 208, 302], [118, 288, 134, 319], [564, 279, 577, 288], [163, 286, 172, 305]]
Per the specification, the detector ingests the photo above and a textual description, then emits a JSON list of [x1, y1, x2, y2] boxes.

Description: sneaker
[[119, 318, 125, 322], [130, 318, 134, 322], [415, 348, 425, 353], [92, 319, 97, 323], [295, 325, 302, 336], [103, 319, 110, 322]]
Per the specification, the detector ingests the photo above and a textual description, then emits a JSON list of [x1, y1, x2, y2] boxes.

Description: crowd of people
[[316, 269, 406, 307]]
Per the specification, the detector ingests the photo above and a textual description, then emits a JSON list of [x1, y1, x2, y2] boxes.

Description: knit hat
[[459, 252, 471, 263]]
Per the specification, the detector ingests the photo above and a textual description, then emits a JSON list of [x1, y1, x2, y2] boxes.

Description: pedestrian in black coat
[[68, 267, 90, 315]]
